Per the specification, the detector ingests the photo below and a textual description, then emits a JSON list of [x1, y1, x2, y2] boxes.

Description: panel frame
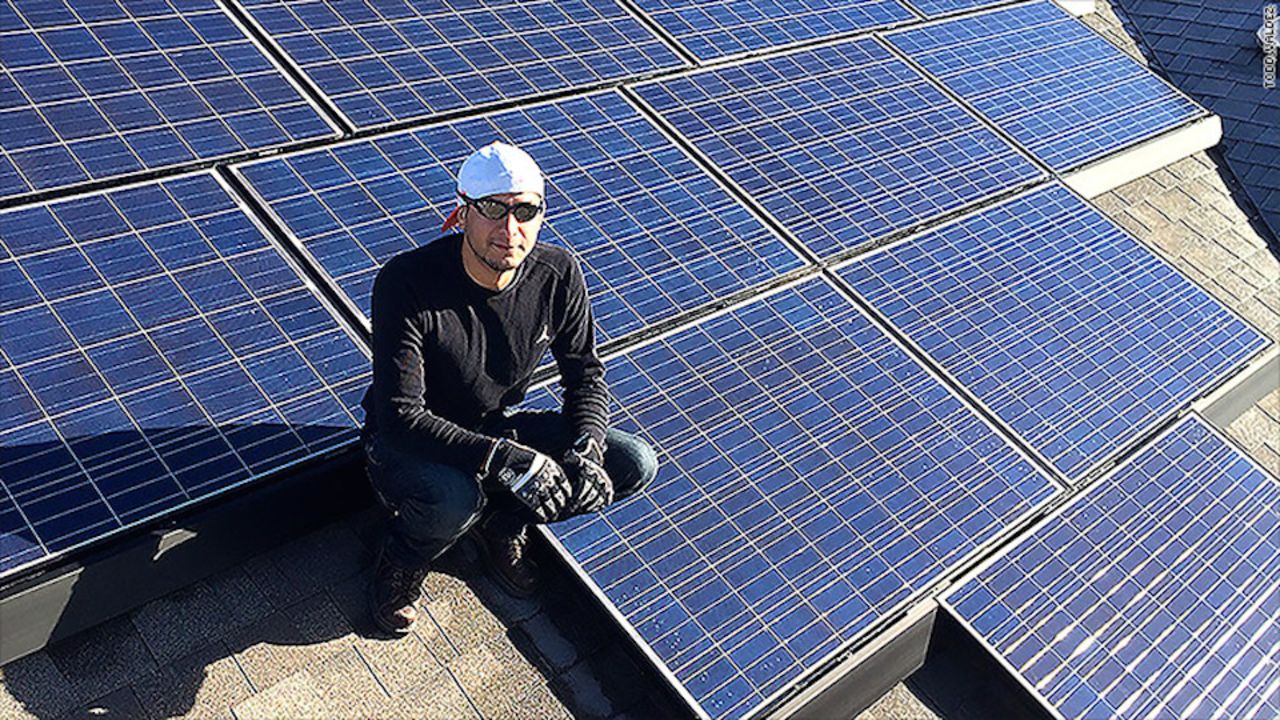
[[0, 169, 369, 581], [878, 0, 1211, 175], [937, 412, 1280, 720], [228, 0, 692, 132], [830, 180, 1271, 487], [0, 0, 345, 207], [623, 33, 1049, 265], [533, 271, 1062, 720], [228, 87, 814, 347]]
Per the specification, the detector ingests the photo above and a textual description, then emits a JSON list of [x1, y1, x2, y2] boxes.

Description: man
[[360, 141, 658, 635]]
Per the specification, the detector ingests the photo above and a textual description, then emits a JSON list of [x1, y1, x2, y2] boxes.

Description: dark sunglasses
[[463, 195, 544, 223]]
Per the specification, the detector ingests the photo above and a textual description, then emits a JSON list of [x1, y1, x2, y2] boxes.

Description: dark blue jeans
[[364, 410, 657, 568]]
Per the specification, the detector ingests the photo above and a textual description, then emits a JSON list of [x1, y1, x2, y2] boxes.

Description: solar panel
[[0, 171, 368, 577], [236, 0, 688, 130], [901, 0, 1005, 17], [540, 276, 1059, 719], [835, 182, 1268, 482], [945, 415, 1280, 720], [630, 37, 1044, 261], [626, 0, 915, 61], [884, 0, 1206, 172], [0, 0, 339, 203], [233, 89, 807, 346]]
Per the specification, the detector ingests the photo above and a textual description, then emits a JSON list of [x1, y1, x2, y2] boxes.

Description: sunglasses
[[463, 195, 544, 223]]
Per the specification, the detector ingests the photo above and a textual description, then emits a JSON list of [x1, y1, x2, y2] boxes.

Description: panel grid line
[[0, 170, 368, 576], [236, 0, 687, 129], [539, 275, 1058, 719], [944, 416, 1280, 720], [852, 205, 1215, 447], [618, 292, 914, 681], [627, 0, 917, 61], [0, 181, 361, 434], [233, 89, 806, 349], [0, 0, 339, 202], [883, 0, 1205, 171], [837, 182, 1268, 482], [901, 0, 1006, 17], [630, 35, 1044, 260]]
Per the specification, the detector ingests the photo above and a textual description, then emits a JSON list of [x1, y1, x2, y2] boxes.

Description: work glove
[[562, 435, 614, 514], [480, 438, 574, 524]]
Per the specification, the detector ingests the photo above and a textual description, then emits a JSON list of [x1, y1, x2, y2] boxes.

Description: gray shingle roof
[[0, 506, 681, 720], [1110, 0, 1280, 245]]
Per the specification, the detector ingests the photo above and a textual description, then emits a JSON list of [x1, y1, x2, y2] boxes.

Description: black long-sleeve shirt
[[361, 234, 608, 472]]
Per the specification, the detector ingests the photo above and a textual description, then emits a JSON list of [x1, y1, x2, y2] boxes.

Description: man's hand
[[562, 435, 614, 514], [481, 439, 574, 523]]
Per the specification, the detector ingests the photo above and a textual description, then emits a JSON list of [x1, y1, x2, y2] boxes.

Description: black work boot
[[370, 540, 429, 635], [475, 512, 539, 598]]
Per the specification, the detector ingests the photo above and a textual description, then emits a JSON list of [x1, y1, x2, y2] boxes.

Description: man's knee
[[603, 430, 658, 498]]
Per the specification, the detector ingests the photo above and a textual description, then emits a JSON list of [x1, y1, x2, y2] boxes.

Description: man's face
[[461, 191, 544, 273]]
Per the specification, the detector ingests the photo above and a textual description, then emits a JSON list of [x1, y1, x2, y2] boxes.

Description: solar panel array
[[837, 183, 1267, 482], [0, 171, 368, 575], [0, 0, 338, 202], [235, 0, 688, 129], [885, 0, 1205, 172], [235, 90, 806, 344], [946, 415, 1280, 720], [544, 277, 1058, 719], [626, 0, 915, 61], [631, 37, 1044, 260]]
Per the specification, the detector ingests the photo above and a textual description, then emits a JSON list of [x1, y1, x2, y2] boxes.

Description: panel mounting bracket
[[1053, 0, 1096, 17], [761, 601, 937, 720], [1064, 115, 1222, 198]]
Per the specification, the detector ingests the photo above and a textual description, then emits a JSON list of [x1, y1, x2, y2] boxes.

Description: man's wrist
[[478, 438, 499, 478]]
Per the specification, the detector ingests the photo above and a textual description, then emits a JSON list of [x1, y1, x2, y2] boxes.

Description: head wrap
[[441, 141, 545, 231]]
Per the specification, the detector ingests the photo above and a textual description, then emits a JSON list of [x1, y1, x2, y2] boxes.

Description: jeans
[[364, 410, 658, 568]]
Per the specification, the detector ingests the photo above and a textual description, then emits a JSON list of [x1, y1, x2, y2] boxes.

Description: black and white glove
[[562, 435, 614, 514], [480, 438, 573, 523]]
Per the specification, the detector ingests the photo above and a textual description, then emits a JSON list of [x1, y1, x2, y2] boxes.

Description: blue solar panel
[[627, 0, 915, 61], [541, 276, 1059, 719], [0, 171, 368, 577], [234, 90, 806, 346], [884, 0, 1205, 172], [0, 0, 339, 202], [946, 415, 1280, 720], [630, 37, 1044, 261], [901, 0, 1005, 16], [836, 183, 1268, 482], [237, 0, 687, 129]]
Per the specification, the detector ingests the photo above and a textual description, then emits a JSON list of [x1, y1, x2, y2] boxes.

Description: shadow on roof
[[0, 422, 684, 718]]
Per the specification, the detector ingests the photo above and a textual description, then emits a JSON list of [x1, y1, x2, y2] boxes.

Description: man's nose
[[505, 211, 522, 235]]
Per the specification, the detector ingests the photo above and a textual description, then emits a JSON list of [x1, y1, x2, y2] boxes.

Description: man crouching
[[359, 141, 657, 634]]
